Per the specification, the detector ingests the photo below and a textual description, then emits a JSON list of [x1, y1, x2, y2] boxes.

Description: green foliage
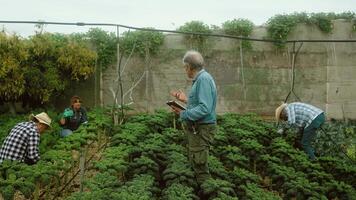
[[66, 112, 356, 199], [211, 193, 239, 200], [314, 121, 356, 162], [162, 183, 198, 200], [27, 33, 95, 103], [111, 122, 150, 146], [162, 128, 185, 144], [129, 155, 159, 177], [200, 178, 236, 199], [53, 127, 96, 151], [0, 161, 36, 200], [239, 138, 264, 157], [128, 109, 173, 133], [163, 151, 196, 187], [86, 28, 118, 69], [0, 32, 27, 102], [177, 21, 212, 52], [119, 29, 164, 58], [0, 114, 26, 144], [0, 109, 111, 199], [87, 107, 113, 129], [94, 145, 130, 173], [0, 32, 96, 107], [266, 14, 300, 47], [57, 39, 96, 80], [267, 12, 356, 48], [112, 174, 158, 200], [230, 167, 261, 185], [241, 183, 281, 200], [222, 18, 254, 50], [318, 156, 356, 187], [214, 145, 249, 169], [309, 13, 333, 33], [324, 180, 356, 199], [208, 156, 230, 180]]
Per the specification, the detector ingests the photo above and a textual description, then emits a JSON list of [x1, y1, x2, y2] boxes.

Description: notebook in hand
[[166, 100, 186, 110]]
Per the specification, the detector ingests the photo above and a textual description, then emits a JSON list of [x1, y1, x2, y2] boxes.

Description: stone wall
[[101, 20, 356, 119]]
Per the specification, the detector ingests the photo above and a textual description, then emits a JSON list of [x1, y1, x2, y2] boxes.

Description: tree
[[0, 32, 28, 112], [0, 32, 97, 110]]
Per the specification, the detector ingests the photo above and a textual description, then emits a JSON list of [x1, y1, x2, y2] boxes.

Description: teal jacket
[[61, 107, 88, 131], [180, 69, 217, 124]]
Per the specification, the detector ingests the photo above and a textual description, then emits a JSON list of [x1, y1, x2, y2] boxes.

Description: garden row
[[67, 110, 356, 200], [0, 108, 112, 200]]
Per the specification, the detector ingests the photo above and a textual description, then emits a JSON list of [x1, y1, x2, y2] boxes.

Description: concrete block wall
[[101, 20, 356, 119]]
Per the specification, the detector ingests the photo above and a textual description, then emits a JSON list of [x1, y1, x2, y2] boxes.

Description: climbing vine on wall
[[85, 28, 118, 70], [222, 18, 254, 50], [177, 21, 212, 53], [119, 29, 164, 58], [267, 12, 356, 48]]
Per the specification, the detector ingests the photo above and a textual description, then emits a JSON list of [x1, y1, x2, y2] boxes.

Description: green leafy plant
[[230, 167, 261, 186], [94, 145, 130, 174], [222, 18, 254, 50], [162, 151, 196, 187], [200, 178, 236, 199], [119, 29, 164, 58], [85, 28, 118, 70], [129, 155, 159, 178], [241, 183, 281, 200], [177, 21, 212, 52], [214, 145, 249, 169], [0, 32, 97, 108], [162, 183, 198, 200], [56, 112, 356, 199], [267, 12, 356, 48], [110, 122, 150, 146], [314, 121, 356, 162], [0, 109, 111, 199], [0, 32, 28, 103], [208, 156, 230, 180]]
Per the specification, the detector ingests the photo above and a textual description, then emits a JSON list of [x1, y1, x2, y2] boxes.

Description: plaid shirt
[[285, 102, 323, 129], [0, 121, 40, 164]]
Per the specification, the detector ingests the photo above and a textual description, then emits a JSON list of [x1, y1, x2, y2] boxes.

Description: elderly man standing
[[170, 50, 217, 186], [275, 102, 325, 160], [0, 112, 52, 165]]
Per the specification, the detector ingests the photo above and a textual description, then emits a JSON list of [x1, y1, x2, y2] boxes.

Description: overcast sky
[[0, 0, 355, 36]]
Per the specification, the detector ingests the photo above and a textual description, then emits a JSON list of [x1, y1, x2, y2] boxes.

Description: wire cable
[[2, 20, 356, 43]]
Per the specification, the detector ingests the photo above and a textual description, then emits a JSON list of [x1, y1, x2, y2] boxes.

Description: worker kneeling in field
[[59, 95, 88, 137], [0, 112, 51, 165], [275, 102, 325, 161]]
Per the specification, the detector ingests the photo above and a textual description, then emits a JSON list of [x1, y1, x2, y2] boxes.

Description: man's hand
[[170, 89, 187, 103], [63, 109, 74, 118]]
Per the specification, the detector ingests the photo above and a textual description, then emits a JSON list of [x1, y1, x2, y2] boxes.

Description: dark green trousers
[[302, 113, 325, 160], [185, 123, 216, 185]]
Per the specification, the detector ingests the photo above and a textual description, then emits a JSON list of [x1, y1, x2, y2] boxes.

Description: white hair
[[182, 50, 204, 70]]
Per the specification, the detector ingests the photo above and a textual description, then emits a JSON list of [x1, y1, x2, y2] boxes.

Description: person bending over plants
[[0, 112, 52, 165], [275, 102, 325, 161], [59, 95, 88, 137]]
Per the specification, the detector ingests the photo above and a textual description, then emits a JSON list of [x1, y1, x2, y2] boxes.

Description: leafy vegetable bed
[[0, 109, 111, 200], [67, 111, 356, 200]]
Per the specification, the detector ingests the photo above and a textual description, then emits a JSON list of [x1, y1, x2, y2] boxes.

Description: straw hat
[[30, 112, 52, 127], [275, 103, 288, 122]]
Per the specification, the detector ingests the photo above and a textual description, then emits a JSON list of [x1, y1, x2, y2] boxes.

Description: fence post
[[79, 146, 87, 192]]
